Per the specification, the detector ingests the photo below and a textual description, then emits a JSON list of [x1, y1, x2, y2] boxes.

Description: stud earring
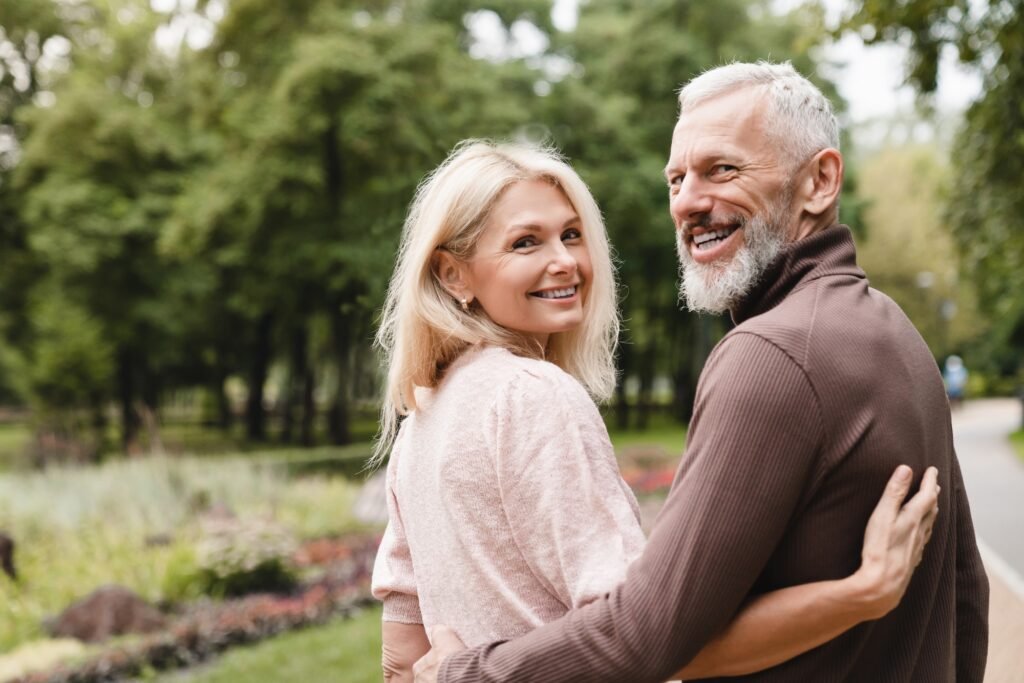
[[460, 298, 469, 312]]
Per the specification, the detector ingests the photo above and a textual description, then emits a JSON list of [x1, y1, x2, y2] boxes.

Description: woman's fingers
[[875, 465, 914, 526]]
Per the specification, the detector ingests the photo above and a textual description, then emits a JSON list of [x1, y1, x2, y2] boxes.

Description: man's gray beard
[[677, 204, 788, 315]]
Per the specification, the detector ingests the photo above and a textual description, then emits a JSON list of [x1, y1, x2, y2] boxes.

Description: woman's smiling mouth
[[530, 285, 578, 300]]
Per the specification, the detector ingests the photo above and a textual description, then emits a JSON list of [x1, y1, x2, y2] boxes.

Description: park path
[[952, 398, 1024, 683]]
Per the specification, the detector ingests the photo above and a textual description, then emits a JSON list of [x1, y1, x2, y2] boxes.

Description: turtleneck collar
[[730, 224, 865, 325]]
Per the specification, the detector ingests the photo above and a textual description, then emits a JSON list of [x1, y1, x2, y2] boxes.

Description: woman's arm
[[383, 621, 431, 682], [673, 465, 940, 680]]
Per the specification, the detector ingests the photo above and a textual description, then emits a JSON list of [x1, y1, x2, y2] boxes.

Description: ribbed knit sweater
[[441, 225, 990, 682], [371, 345, 646, 647]]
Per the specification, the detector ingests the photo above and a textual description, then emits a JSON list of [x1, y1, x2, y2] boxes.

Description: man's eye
[[669, 174, 685, 188], [712, 164, 737, 175], [562, 228, 582, 241]]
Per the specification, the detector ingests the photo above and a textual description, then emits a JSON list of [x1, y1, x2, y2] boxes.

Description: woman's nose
[[547, 241, 578, 275]]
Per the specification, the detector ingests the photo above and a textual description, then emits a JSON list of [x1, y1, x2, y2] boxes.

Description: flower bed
[[9, 535, 381, 683]]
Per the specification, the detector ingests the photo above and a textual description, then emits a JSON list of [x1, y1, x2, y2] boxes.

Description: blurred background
[[0, 0, 1022, 681]]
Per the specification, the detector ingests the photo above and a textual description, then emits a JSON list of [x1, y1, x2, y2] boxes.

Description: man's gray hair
[[677, 61, 839, 165]]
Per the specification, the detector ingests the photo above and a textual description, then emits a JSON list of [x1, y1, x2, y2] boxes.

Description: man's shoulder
[[727, 284, 820, 368]]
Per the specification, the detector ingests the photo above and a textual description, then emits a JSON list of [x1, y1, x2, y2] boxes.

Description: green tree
[[541, 0, 848, 426], [844, 0, 1024, 381], [855, 144, 984, 359]]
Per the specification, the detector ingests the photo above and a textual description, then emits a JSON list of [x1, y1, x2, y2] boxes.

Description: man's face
[[665, 89, 796, 313]]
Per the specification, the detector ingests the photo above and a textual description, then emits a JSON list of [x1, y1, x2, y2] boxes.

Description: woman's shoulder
[[457, 345, 586, 397], [448, 350, 593, 419]]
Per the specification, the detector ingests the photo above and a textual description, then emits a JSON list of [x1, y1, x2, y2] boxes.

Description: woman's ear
[[432, 249, 473, 304], [798, 148, 843, 217]]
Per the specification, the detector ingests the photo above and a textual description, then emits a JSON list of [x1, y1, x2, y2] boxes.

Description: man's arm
[[952, 455, 989, 681], [675, 464, 939, 678], [437, 333, 825, 682]]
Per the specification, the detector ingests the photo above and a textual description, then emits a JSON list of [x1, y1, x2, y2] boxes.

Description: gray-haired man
[[417, 62, 989, 682]]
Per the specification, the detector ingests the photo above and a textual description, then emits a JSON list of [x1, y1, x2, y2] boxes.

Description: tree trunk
[[300, 361, 316, 447], [636, 341, 656, 430], [327, 305, 353, 445], [117, 349, 140, 453], [215, 368, 232, 431], [280, 323, 314, 446], [614, 332, 632, 430], [245, 313, 273, 442], [140, 366, 163, 455]]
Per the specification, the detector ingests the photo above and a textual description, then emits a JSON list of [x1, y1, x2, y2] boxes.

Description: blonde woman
[[370, 141, 938, 682]]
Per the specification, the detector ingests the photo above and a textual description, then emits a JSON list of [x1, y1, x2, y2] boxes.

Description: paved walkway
[[952, 398, 1024, 682]]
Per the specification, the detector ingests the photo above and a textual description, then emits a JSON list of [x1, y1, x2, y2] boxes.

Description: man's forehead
[[670, 94, 768, 155]]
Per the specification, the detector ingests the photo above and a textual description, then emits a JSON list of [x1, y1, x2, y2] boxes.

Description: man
[[416, 61, 989, 682]]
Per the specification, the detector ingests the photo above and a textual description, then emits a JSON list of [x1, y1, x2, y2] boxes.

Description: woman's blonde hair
[[371, 140, 619, 465]]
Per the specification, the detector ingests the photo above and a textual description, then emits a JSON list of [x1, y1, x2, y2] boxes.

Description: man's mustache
[[681, 213, 747, 238]]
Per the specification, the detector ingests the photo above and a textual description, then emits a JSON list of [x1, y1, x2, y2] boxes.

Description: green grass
[[608, 425, 687, 456], [606, 412, 688, 457], [0, 421, 31, 469], [1011, 429, 1024, 464], [155, 605, 383, 683]]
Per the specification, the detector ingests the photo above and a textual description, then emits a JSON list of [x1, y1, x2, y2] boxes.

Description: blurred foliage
[[0, 452, 366, 650], [855, 144, 985, 360], [4, 0, 997, 457], [192, 517, 298, 598], [844, 0, 1024, 383]]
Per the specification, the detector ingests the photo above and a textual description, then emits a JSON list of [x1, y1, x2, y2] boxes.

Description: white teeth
[[535, 286, 576, 299], [693, 227, 737, 248]]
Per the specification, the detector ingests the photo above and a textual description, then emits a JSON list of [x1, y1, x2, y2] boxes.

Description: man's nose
[[669, 175, 713, 225]]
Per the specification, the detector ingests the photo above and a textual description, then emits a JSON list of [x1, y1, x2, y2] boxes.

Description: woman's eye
[[562, 228, 582, 241], [512, 236, 537, 249]]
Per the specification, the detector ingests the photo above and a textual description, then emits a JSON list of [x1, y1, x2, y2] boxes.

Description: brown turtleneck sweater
[[440, 225, 989, 682]]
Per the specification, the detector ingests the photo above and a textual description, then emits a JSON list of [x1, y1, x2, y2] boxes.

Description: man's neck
[[789, 211, 837, 242]]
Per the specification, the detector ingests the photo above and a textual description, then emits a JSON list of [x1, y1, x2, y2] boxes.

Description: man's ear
[[798, 148, 843, 217], [432, 249, 473, 304]]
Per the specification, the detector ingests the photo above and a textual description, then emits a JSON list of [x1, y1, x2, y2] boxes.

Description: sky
[[541, 0, 985, 145]]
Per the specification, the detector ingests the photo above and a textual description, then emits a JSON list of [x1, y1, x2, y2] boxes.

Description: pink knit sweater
[[371, 345, 645, 647]]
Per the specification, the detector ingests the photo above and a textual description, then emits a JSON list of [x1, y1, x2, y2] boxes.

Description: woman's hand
[[383, 621, 432, 682], [850, 465, 940, 620]]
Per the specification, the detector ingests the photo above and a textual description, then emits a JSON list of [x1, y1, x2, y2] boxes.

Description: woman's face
[[464, 179, 592, 348]]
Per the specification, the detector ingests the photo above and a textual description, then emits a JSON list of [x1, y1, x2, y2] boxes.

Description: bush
[[192, 518, 298, 598]]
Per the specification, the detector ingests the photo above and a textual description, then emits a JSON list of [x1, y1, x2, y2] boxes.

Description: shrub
[[192, 518, 298, 598]]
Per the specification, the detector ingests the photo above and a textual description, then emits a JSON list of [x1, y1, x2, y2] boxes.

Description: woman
[[371, 140, 938, 681]]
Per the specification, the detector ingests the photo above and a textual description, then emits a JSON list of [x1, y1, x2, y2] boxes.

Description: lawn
[[154, 605, 383, 683], [1011, 429, 1024, 464], [0, 421, 30, 469], [606, 414, 688, 457]]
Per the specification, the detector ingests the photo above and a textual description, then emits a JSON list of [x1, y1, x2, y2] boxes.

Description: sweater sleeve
[[952, 454, 989, 681], [494, 366, 646, 610], [371, 439, 423, 625], [441, 333, 823, 682]]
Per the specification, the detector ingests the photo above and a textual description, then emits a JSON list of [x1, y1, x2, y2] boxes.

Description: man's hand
[[413, 625, 466, 683]]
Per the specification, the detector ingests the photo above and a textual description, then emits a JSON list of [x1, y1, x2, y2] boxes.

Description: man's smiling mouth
[[692, 226, 740, 250]]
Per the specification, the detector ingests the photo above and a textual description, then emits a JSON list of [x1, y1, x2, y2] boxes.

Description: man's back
[[435, 228, 989, 683], [709, 227, 988, 680]]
